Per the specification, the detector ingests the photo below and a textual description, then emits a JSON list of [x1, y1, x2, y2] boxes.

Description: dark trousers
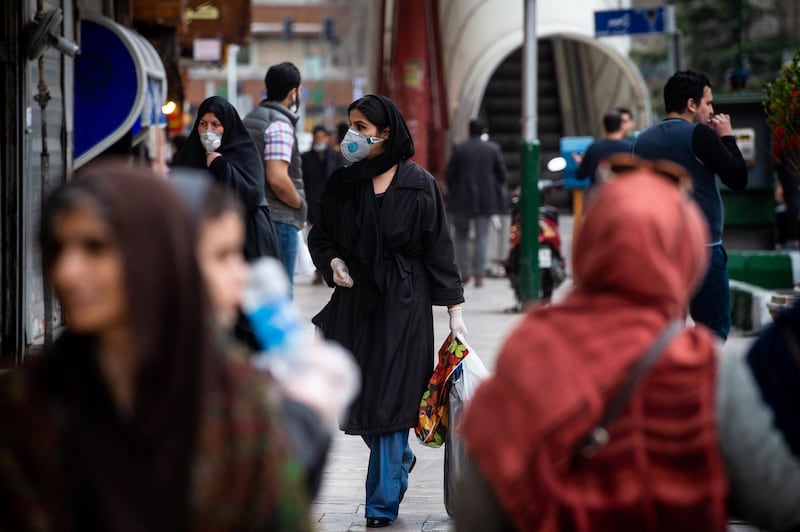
[[690, 244, 731, 341]]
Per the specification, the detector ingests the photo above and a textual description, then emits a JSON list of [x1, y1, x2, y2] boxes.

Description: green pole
[[519, 139, 540, 303], [520, 0, 540, 304]]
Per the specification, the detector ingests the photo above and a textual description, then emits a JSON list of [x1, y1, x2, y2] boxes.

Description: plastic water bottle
[[241, 257, 304, 377], [241, 257, 362, 425]]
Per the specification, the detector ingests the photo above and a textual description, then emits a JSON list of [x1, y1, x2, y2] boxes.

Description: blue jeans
[[690, 244, 731, 341], [275, 222, 298, 298], [361, 431, 415, 520]]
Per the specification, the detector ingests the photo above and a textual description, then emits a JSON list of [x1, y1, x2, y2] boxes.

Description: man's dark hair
[[312, 125, 330, 136], [602, 111, 623, 133], [615, 107, 632, 119], [469, 120, 486, 137], [264, 62, 301, 102], [663, 70, 711, 114]]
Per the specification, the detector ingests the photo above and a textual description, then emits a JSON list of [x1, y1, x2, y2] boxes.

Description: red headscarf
[[460, 168, 727, 531]]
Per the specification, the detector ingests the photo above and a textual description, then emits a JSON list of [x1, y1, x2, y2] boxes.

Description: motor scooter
[[504, 157, 567, 309]]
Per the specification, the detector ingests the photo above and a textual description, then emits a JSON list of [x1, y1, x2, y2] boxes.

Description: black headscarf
[[171, 96, 265, 211], [316, 95, 417, 310], [333, 94, 415, 184], [746, 300, 800, 456]]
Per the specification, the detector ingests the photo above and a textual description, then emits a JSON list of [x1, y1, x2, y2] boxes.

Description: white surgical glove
[[330, 257, 354, 288], [448, 306, 468, 336]]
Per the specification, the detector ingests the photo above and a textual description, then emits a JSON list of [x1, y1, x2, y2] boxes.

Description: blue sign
[[561, 136, 594, 190], [74, 14, 167, 168], [595, 7, 674, 37]]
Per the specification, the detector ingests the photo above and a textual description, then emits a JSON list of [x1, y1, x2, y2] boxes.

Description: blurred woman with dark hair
[[0, 160, 310, 531]]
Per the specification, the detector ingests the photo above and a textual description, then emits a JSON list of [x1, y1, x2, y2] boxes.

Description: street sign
[[595, 6, 675, 37]]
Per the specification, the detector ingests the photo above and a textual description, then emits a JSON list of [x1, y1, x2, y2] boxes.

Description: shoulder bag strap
[[578, 318, 684, 459]]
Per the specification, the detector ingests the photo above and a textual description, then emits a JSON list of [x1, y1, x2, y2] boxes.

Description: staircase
[[478, 39, 564, 188]]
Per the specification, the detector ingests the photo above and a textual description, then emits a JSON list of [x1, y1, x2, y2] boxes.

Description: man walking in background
[[301, 125, 342, 284], [575, 110, 634, 185], [634, 70, 748, 340], [446, 120, 509, 287], [616, 106, 637, 141], [244, 62, 307, 295]]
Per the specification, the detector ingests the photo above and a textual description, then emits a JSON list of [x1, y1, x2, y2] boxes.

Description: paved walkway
[[292, 213, 761, 531]]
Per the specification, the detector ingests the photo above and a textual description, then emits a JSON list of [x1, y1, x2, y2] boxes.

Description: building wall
[[2, 0, 122, 359], [20, 0, 76, 346], [184, 0, 374, 133]]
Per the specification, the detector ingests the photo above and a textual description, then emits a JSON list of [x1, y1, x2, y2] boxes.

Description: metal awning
[[74, 14, 167, 168]]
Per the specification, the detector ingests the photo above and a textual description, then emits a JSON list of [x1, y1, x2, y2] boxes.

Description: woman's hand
[[448, 306, 468, 337], [206, 152, 222, 167], [330, 258, 354, 288]]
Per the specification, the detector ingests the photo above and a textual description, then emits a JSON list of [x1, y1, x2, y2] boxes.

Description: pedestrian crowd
[[1, 64, 800, 532]]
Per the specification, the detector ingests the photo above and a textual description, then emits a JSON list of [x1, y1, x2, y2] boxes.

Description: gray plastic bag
[[443, 334, 489, 516]]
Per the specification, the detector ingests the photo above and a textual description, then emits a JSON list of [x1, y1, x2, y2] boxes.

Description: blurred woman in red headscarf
[[455, 157, 727, 531], [456, 155, 800, 531]]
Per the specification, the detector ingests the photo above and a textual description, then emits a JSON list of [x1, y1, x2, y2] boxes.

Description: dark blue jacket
[[634, 118, 747, 243]]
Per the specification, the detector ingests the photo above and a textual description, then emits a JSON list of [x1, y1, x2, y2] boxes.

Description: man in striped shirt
[[244, 62, 307, 295]]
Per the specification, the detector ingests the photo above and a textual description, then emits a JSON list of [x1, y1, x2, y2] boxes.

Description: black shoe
[[366, 517, 392, 528]]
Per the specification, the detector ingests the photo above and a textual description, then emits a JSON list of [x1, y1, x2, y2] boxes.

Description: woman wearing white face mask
[[308, 95, 466, 528], [173, 96, 281, 265]]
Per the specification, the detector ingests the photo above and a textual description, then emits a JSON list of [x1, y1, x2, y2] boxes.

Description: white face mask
[[199, 130, 222, 153], [480, 133, 490, 142], [313, 142, 328, 153], [340, 128, 384, 163]]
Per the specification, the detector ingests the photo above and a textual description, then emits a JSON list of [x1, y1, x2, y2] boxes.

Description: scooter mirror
[[546, 156, 567, 173]]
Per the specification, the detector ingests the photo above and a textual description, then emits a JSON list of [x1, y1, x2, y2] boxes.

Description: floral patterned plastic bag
[[415, 333, 474, 447]]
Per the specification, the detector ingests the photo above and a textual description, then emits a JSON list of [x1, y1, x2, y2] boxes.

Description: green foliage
[[674, 0, 791, 91], [763, 49, 800, 175]]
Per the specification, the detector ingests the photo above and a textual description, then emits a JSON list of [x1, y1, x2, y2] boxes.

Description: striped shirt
[[264, 121, 294, 163]]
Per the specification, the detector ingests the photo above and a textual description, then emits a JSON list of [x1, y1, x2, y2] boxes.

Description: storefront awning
[[74, 14, 167, 168]]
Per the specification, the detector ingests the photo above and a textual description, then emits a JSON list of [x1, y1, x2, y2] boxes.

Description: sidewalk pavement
[[293, 212, 761, 531]]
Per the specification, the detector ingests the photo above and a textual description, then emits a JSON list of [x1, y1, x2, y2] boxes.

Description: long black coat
[[309, 160, 464, 435], [445, 136, 509, 215]]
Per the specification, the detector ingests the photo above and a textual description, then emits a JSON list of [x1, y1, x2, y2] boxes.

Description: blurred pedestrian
[[168, 133, 188, 165], [721, 300, 800, 530], [634, 70, 748, 341], [774, 157, 799, 249], [0, 160, 310, 532], [445, 119, 509, 286], [456, 156, 727, 531], [243, 62, 307, 292], [170, 170, 355, 500], [172, 95, 280, 262], [456, 156, 800, 532], [616, 106, 637, 141], [301, 125, 343, 284], [309, 94, 466, 528], [575, 110, 633, 186]]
